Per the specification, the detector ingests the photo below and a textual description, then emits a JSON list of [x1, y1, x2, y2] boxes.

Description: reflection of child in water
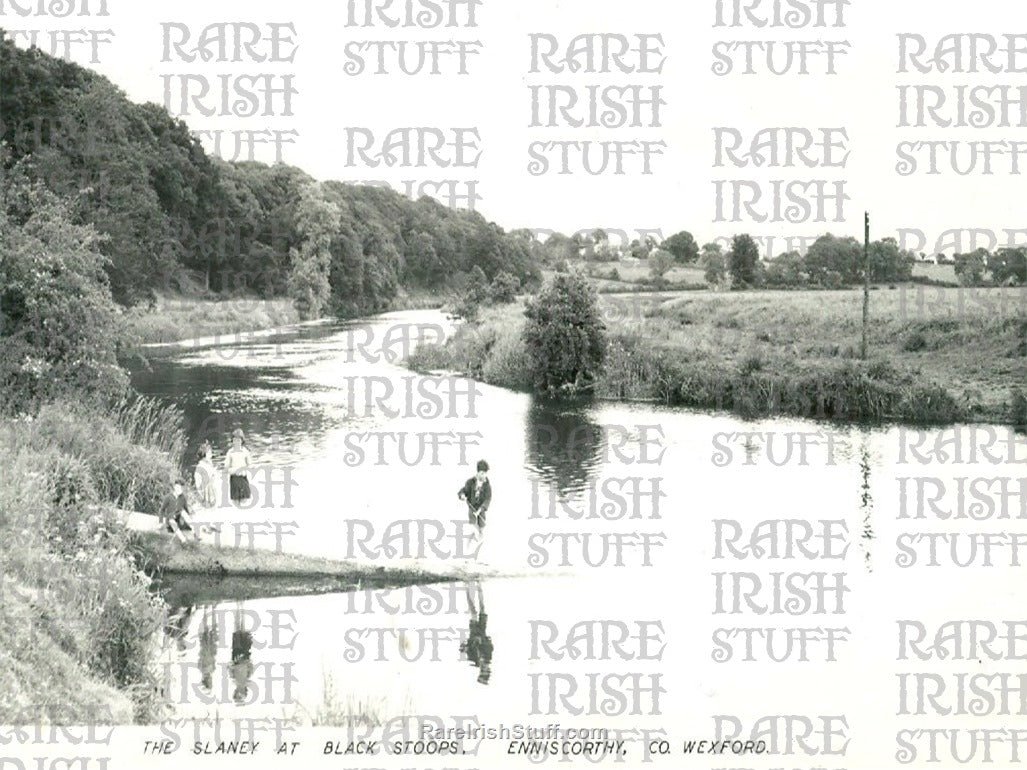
[[459, 581, 493, 685], [230, 605, 254, 705], [198, 606, 218, 692]]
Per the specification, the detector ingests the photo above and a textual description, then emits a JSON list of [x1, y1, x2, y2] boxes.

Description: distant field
[[553, 259, 706, 290], [912, 262, 958, 283], [626, 285, 1025, 420]]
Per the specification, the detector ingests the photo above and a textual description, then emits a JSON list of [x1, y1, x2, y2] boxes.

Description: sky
[[3, 0, 1026, 255]]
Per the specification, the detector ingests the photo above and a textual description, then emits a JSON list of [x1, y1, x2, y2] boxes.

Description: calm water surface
[[130, 310, 1027, 767]]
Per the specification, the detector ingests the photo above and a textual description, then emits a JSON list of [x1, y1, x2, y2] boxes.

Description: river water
[[130, 308, 1027, 768]]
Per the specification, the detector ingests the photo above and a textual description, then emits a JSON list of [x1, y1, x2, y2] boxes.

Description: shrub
[[1013, 388, 1027, 431], [44, 454, 98, 554], [523, 274, 606, 397], [488, 271, 521, 304], [0, 171, 130, 416], [740, 354, 765, 376], [902, 331, 928, 352], [405, 343, 453, 373]]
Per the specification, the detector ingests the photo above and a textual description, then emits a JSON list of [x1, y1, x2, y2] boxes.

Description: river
[[130, 308, 1027, 767]]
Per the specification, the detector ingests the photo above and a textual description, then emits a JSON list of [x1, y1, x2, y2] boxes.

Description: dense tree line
[[540, 226, 925, 290], [0, 38, 541, 312], [953, 247, 1027, 287]]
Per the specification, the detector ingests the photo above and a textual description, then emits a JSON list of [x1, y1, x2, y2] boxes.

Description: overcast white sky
[[4, 0, 1026, 254]]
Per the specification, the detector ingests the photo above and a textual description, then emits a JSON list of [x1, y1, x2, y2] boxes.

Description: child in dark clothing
[[160, 479, 200, 543], [458, 460, 491, 551]]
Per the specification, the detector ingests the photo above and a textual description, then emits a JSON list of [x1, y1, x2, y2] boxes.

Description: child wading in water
[[194, 442, 218, 508], [458, 460, 491, 556], [224, 428, 253, 507]]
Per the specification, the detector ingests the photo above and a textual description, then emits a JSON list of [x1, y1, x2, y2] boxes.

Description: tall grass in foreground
[[110, 394, 187, 461], [0, 407, 171, 723], [15, 399, 185, 513]]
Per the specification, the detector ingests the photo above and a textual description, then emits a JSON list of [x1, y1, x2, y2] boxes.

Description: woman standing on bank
[[224, 428, 253, 506]]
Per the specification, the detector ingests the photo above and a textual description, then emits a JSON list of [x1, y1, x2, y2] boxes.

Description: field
[[419, 283, 1026, 425], [912, 261, 958, 283], [550, 260, 706, 292], [620, 285, 1025, 420]]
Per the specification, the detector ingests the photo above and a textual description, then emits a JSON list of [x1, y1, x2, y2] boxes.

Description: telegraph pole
[[861, 211, 870, 360]]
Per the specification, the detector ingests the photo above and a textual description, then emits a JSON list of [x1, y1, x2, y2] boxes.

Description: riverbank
[[124, 294, 301, 345], [0, 400, 181, 723], [128, 528, 504, 583], [406, 286, 1027, 426], [124, 291, 447, 347]]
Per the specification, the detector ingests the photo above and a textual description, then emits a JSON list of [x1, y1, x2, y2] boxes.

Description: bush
[[740, 353, 765, 376], [405, 343, 454, 373], [523, 274, 607, 397], [902, 331, 928, 352], [0, 173, 130, 416], [1013, 388, 1027, 431], [44, 454, 98, 554], [488, 271, 520, 304]]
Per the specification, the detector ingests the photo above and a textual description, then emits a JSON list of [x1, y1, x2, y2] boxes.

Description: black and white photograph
[[1, 1, 1026, 768]]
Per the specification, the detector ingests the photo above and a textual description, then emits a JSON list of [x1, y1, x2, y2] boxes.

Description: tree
[[542, 233, 578, 266], [868, 237, 914, 283], [0, 166, 129, 414], [648, 249, 674, 285], [663, 231, 699, 263], [454, 265, 489, 321], [701, 242, 726, 287], [629, 235, 657, 260], [489, 271, 520, 303], [954, 248, 988, 286], [727, 234, 760, 289], [988, 247, 1027, 285], [804, 234, 862, 286], [764, 250, 806, 287], [522, 274, 606, 397], [287, 184, 338, 321]]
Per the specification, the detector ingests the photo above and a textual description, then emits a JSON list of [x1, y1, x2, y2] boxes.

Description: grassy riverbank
[[407, 286, 1027, 426], [0, 399, 184, 723], [124, 291, 447, 347], [124, 294, 301, 345], [130, 530, 490, 583]]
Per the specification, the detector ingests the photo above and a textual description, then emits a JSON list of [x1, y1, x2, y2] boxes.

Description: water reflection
[[523, 400, 604, 497], [858, 433, 875, 573], [165, 605, 194, 653], [198, 607, 218, 692], [230, 604, 255, 706], [459, 580, 493, 685]]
